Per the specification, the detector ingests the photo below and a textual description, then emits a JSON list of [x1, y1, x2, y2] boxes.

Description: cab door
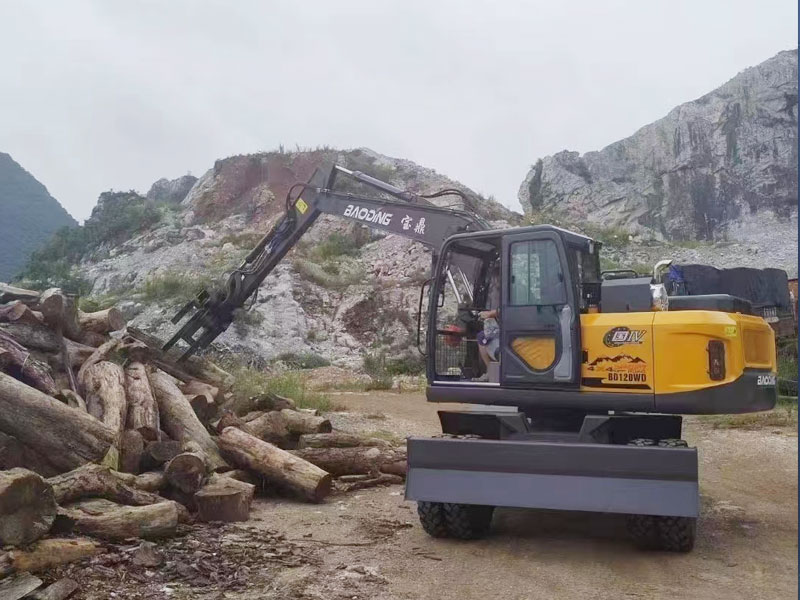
[[500, 230, 581, 387]]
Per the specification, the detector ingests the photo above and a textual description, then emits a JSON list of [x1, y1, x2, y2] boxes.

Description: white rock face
[[519, 49, 798, 275]]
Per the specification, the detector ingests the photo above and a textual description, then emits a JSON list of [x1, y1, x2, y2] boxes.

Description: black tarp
[[664, 264, 791, 312]]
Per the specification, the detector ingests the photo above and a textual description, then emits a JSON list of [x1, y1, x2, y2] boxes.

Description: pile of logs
[[0, 283, 407, 594]]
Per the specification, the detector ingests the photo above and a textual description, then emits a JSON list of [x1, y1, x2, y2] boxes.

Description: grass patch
[[217, 231, 263, 249], [366, 429, 403, 445], [229, 366, 337, 412], [79, 294, 121, 312], [701, 396, 797, 430], [308, 232, 363, 261], [140, 270, 215, 304], [292, 257, 364, 289], [276, 352, 331, 370], [362, 353, 393, 390]]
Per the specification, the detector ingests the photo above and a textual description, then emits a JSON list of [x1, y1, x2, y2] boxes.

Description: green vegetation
[[20, 190, 170, 290], [232, 308, 265, 337], [79, 293, 121, 312], [309, 232, 363, 261], [140, 271, 215, 304], [217, 231, 264, 249], [227, 365, 336, 412], [276, 352, 330, 370], [362, 353, 394, 390], [0, 153, 77, 281], [292, 257, 364, 289]]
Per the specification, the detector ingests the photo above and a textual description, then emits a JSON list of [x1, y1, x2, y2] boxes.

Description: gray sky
[[1, 0, 796, 221]]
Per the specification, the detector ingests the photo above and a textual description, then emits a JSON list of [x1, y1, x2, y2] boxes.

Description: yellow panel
[[512, 336, 556, 370], [580, 312, 655, 394], [652, 311, 776, 395]]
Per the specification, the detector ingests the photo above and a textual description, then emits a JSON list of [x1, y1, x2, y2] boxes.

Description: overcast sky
[[0, 1, 796, 221]]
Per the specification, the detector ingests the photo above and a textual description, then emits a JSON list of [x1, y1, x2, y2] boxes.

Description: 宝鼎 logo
[[603, 327, 646, 347], [757, 374, 776, 386]]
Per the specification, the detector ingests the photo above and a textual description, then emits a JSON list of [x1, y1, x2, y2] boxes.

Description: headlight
[[650, 283, 669, 311]]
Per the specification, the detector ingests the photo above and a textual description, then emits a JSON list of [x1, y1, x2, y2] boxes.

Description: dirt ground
[[58, 391, 797, 600]]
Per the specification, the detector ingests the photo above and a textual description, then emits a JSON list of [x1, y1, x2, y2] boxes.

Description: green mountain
[[0, 153, 77, 280]]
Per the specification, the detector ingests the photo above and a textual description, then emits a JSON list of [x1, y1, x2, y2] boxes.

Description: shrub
[[217, 232, 263, 249], [277, 352, 331, 370], [79, 294, 120, 312], [363, 352, 393, 390], [310, 232, 362, 261], [230, 366, 335, 412], [140, 271, 214, 304], [292, 257, 364, 289]]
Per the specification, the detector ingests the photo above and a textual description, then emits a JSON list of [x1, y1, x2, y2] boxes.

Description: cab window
[[509, 239, 566, 306]]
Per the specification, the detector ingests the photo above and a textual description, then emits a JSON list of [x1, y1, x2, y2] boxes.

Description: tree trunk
[[0, 572, 42, 600], [0, 322, 61, 352], [80, 361, 127, 437], [217, 427, 332, 503], [0, 330, 58, 395], [149, 370, 227, 470], [59, 499, 178, 540], [0, 432, 60, 477], [27, 577, 79, 600], [187, 393, 217, 424], [5, 537, 100, 574], [290, 446, 407, 477], [181, 379, 221, 404], [297, 432, 392, 449], [38, 289, 81, 341], [119, 429, 144, 474], [141, 440, 182, 470], [165, 452, 207, 494], [0, 468, 57, 546], [0, 301, 44, 326], [63, 338, 95, 368], [239, 411, 291, 446], [78, 308, 125, 334], [0, 282, 40, 303], [279, 409, 332, 435], [0, 372, 117, 471], [194, 479, 254, 522], [126, 326, 234, 390], [47, 463, 165, 507], [124, 362, 160, 441]]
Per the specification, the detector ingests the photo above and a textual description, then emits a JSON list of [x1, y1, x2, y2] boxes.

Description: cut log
[[242, 410, 266, 422], [59, 499, 178, 540], [149, 370, 227, 470], [223, 391, 296, 416], [127, 327, 234, 390], [290, 446, 407, 477], [0, 282, 40, 303], [165, 452, 207, 494], [119, 430, 144, 474], [218, 427, 331, 503], [76, 338, 120, 384], [27, 577, 79, 600], [0, 322, 60, 352], [194, 479, 254, 522], [125, 362, 160, 441], [0, 330, 58, 395], [214, 469, 259, 487], [81, 361, 127, 437], [297, 432, 392, 449], [215, 412, 247, 434], [0, 372, 117, 471], [116, 471, 167, 493], [0, 572, 42, 600], [47, 463, 166, 507], [63, 338, 95, 368], [0, 301, 44, 325], [78, 307, 125, 334], [38, 289, 81, 341], [77, 331, 106, 348], [181, 379, 221, 404], [0, 468, 57, 546], [0, 432, 60, 477], [56, 389, 86, 412], [239, 411, 290, 446], [187, 393, 217, 424], [6, 537, 100, 574], [339, 473, 403, 492], [279, 408, 331, 435], [141, 440, 182, 470]]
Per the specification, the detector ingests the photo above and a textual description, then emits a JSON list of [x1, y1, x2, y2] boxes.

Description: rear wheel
[[417, 501, 449, 538], [442, 503, 494, 539], [656, 516, 696, 552], [657, 438, 689, 448]]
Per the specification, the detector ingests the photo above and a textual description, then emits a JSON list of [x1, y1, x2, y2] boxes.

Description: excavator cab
[[427, 226, 600, 389]]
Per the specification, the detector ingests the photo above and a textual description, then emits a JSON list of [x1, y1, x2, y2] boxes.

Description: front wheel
[[626, 514, 696, 552], [417, 501, 449, 538], [442, 503, 495, 539]]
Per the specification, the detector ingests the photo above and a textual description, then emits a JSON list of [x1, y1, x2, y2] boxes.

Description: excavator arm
[[163, 164, 488, 358]]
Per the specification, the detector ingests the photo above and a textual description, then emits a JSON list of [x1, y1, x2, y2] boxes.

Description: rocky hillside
[[519, 49, 798, 275], [0, 153, 76, 280], [36, 148, 515, 370]]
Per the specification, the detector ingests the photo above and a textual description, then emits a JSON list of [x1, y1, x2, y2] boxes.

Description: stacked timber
[[0, 282, 407, 592]]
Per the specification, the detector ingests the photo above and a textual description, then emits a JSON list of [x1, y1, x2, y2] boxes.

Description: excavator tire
[[628, 438, 656, 446], [656, 516, 696, 552], [442, 503, 494, 540], [417, 501, 450, 538], [657, 438, 689, 448], [625, 514, 659, 550]]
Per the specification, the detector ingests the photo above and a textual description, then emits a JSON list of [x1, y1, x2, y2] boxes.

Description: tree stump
[[0, 468, 57, 546], [194, 479, 254, 522]]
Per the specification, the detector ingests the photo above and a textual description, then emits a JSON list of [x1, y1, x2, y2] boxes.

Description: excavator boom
[[163, 164, 487, 358]]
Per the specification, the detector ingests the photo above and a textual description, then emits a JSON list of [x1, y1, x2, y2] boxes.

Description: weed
[[309, 232, 363, 261], [277, 352, 331, 370], [363, 353, 394, 390], [229, 366, 337, 412], [292, 257, 364, 289], [79, 294, 120, 312], [217, 232, 264, 249], [140, 271, 214, 304], [232, 308, 265, 337], [366, 429, 403, 445]]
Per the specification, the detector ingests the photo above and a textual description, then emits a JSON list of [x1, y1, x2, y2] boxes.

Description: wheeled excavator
[[163, 164, 778, 552]]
